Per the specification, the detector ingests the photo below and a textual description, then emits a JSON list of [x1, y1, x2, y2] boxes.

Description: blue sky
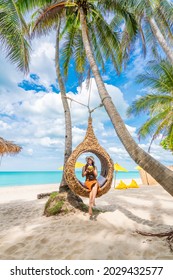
[[0, 29, 172, 171]]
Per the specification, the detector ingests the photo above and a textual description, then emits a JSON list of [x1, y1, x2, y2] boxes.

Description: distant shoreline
[[0, 178, 142, 189], [0, 170, 140, 187]]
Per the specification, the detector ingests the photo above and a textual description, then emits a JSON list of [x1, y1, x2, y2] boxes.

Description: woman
[[82, 156, 100, 217]]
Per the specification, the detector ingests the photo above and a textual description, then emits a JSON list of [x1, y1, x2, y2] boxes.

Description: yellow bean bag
[[115, 180, 127, 190], [127, 179, 139, 188]]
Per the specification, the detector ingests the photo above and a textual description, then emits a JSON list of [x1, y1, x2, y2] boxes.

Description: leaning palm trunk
[[55, 20, 72, 190], [79, 8, 173, 196], [148, 17, 173, 64]]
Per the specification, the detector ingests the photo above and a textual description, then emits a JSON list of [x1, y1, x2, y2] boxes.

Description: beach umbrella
[[0, 137, 21, 156], [135, 165, 142, 170], [58, 161, 85, 170], [114, 163, 128, 187], [0, 137, 22, 165], [114, 163, 128, 172], [58, 166, 64, 170], [75, 162, 85, 168]]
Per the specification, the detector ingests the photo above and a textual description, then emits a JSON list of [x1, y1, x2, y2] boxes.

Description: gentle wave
[[0, 171, 140, 187]]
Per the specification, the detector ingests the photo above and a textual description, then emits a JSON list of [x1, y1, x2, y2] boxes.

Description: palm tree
[[127, 59, 173, 153], [18, 0, 173, 195], [28, 5, 72, 190], [123, 0, 173, 63], [79, 4, 173, 195], [0, 0, 30, 73], [55, 19, 72, 190], [27, 0, 122, 191], [138, 0, 173, 63]]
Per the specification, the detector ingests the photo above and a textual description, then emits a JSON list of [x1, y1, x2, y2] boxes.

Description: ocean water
[[0, 171, 140, 187]]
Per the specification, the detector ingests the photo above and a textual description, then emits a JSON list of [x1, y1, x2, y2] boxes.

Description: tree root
[[136, 230, 173, 252], [37, 186, 101, 217], [37, 185, 71, 199], [37, 192, 53, 199]]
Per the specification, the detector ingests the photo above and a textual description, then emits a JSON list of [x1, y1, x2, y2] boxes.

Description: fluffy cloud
[[0, 32, 172, 171], [125, 124, 137, 137], [29, 35, 57, 87], [68, 78, 129, 125], [139, 142, 172, 163]]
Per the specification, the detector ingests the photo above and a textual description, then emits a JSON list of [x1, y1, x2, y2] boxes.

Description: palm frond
[[138, 108, 170, 138], [127, 94, 172, 116], [138, 17, 147, 58], [17, 0, 54, 13], [136, 60, 173, 94], [89, 6, 121, 73], [127, 56, 173, 152], [30, 6, 62, 38], [73, 30, 86, 73], [88, 21, 105, 72], [142, 18, 159, 58], [154, 0, 173, 42], [61, 13, 80, 76], [0, 0, 31, 73], [160, 134, 173, 152]]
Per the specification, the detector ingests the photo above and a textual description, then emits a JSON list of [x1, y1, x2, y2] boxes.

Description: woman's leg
[[92, 183, 98, 207], [88, 182, 98, 216], [89, 191, 93, 216]]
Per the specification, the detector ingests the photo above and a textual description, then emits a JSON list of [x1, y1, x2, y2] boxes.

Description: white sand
[[0, 179, 173, 260]]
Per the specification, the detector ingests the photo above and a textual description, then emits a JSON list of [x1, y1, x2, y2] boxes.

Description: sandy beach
[[0, 179, 173, 260]]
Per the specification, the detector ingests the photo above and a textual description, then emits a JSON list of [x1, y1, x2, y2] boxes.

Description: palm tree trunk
[[79, 8, 173, 196], [148, 17, 173, 64], [55, 19, 72, 191]]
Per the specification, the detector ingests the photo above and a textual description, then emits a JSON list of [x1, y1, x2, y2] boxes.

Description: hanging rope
[[65, 78, 103, 116], [87, 78, 92, 109], [65, 96, 88, 109]]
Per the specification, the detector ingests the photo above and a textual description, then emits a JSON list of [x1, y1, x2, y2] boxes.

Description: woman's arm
[[93, 166, 98, 177], [82, 166, 88, 177]]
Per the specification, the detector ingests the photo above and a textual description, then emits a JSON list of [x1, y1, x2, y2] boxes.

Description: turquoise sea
[[0, 171, 140, 188]]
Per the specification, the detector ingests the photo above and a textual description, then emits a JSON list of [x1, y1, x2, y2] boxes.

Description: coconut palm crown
[[0, 0, 30, 73], [127, 59, 173, 152]]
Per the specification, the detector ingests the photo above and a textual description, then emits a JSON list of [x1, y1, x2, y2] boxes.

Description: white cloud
[[102, 75, 110, 81], [39, 137, 63, 148], [108, 146, 128, 156], [29, 34, 57, 87], [125, 124, 137, 137], [68, 78, 129, 125], [72, 126, 86, 146], [0, 121, 11, 130], [26, 148, 33, 156], [138, 142, 173, 164], [135, 94, 142, 100], [123, 81, 132, 90], [0, 32, 172, 171], [0, 78, 132, 170]]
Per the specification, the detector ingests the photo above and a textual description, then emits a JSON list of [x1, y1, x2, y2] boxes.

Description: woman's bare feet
[[89, 206, 92, 216]]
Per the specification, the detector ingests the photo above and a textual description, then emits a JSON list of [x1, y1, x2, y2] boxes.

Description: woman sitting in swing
[[82, 156, 100, 217]]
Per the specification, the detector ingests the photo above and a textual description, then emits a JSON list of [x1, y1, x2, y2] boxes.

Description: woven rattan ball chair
[[64, 117, 114, 198]]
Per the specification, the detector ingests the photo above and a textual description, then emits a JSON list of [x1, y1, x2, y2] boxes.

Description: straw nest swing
[[64, 117, 114, 198]]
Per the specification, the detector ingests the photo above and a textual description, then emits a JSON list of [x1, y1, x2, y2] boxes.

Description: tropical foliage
[[0, 0, 30, 72], [103, 0, 173, 63], [1, 0, 173, 192], [16, 0, 173, 192], [127, 59, 173, 152]]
